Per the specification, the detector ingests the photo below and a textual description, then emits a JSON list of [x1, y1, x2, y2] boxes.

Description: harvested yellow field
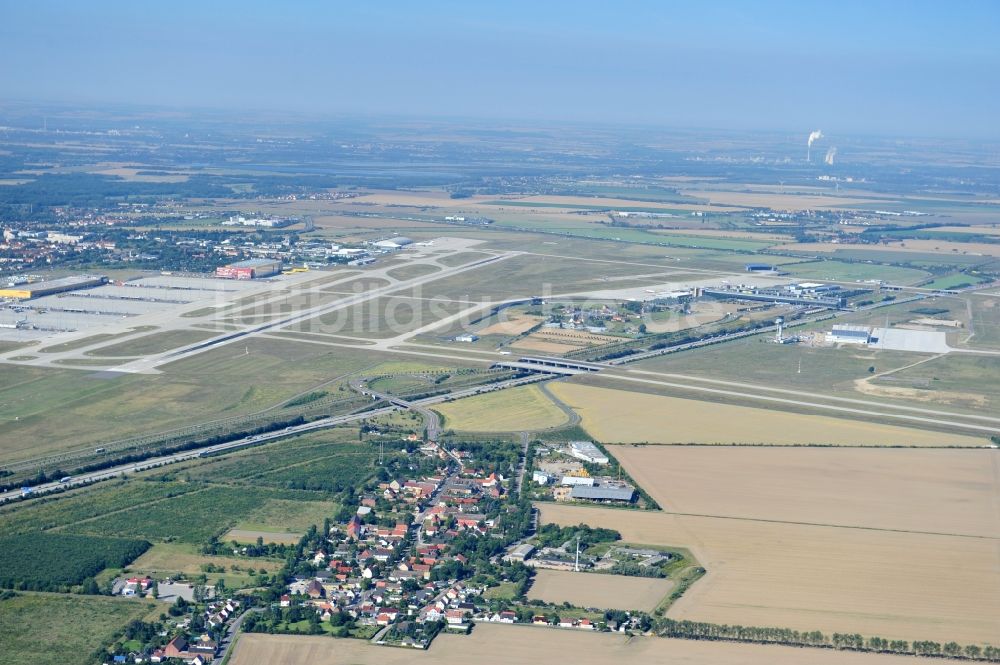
[[777, 240, 1000, 257], [935, 225, 1000, 235], [680, 189, 885, 209], [495, 194, 744, 212], [229, 625, 932, 665], [539, 503, 1000, 644], [528, 569, 673, 611], [433, 384, 569, 431], [549, 382, 986, 446], [344, 190, 472, 207], [510, 338, 584, 354], [609, 446, 999, 537], [511, 328, 621, 354], [479, 314, 544, 336]]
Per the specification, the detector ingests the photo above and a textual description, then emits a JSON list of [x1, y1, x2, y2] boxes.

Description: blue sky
[[2, 1, 998, 137]]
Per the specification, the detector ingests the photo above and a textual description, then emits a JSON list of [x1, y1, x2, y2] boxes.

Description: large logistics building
[[216, 258, 282, 280], [827, 324, 872, 344], [0, 274, 107, 300]]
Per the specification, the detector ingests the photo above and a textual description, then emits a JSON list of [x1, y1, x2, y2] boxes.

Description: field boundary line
[[654, 509, 1000, 540]]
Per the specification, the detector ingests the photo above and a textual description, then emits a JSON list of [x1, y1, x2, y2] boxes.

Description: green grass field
[[299, 295, 470, 338], [232, 498, 338, 533], [968, 296, 1000, 349], [871, 354, 1000, 407], [0, 592, 156, 665], [634, 334, 932, 400], [37, 333, 119, 353], [385, 263, 441, 280], [434, 384, 569, 431], [923, 273, 989, 290], [0, 339, 414, 463], [781, 259, 930, 284], [823, 248, 987, 268], [127, 541, 283, 589], [85, 329, 217, 357]]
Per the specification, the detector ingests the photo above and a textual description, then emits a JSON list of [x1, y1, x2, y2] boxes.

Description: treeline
[[657, 618, 1000, 661], [0, 532, 150, 592], [0, 173, 234, 209]]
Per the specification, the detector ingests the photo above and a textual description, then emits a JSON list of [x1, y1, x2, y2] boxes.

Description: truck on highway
[[20, 486, 33, 497], [59, 476, 71, 483]]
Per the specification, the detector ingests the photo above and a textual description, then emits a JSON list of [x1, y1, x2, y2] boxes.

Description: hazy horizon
[[1, 1, 999, 139]]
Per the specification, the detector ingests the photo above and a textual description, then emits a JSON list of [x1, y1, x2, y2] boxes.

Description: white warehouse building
[[560, 475, 595, 487], [828, 324, 872, 344], [568, 441, 610, 465]]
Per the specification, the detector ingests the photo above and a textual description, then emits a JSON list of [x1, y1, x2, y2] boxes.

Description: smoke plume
[[824, 147, 837, 165], [806, 129, 823, 161]]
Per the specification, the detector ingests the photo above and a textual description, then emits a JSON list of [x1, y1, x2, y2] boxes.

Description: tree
[[81, 577, 100, 595]]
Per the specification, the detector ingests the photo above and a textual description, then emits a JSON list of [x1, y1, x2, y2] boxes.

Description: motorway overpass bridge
[[492, 356, 606, 376]]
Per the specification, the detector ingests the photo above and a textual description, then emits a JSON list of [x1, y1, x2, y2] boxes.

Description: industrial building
[[560, 475, 595, 487], [745, 263, 776, 272], [827, 324, 872, 344], [0, 274, 107, 300], [215, 258, 282, 280], [570, 484, 636, 503], [503, 543, 535, 562], [568, 441, 609, 465], [702, 282, 849, 309]]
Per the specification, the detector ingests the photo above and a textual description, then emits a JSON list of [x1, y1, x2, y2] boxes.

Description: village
[[92, 436, 655, 664]]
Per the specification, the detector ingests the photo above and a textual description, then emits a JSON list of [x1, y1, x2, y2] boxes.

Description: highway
[[0, 371, 550, 504]]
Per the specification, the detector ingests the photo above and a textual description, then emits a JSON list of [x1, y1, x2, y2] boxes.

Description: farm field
[[527, 569, 673, 611], [229, 498, 337, 534], [228, 625, 933, 665], [224, 529, 302, 545], [478, 313, 544, 336], [0, 475, 342, 550], [434, 384, 569, 431], [548, 382, 987, 446], [0, 592, 157, 665], [608, 446, 1000, 537], [511, 328, 622, 354], [539, 503, 1000, 645], [492, 194, 744, 212], [678, 188, 889, 209], [780, 238, 1000, 257]]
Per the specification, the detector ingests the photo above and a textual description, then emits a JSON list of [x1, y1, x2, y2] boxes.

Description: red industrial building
[[215, 258, 282, 280]]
